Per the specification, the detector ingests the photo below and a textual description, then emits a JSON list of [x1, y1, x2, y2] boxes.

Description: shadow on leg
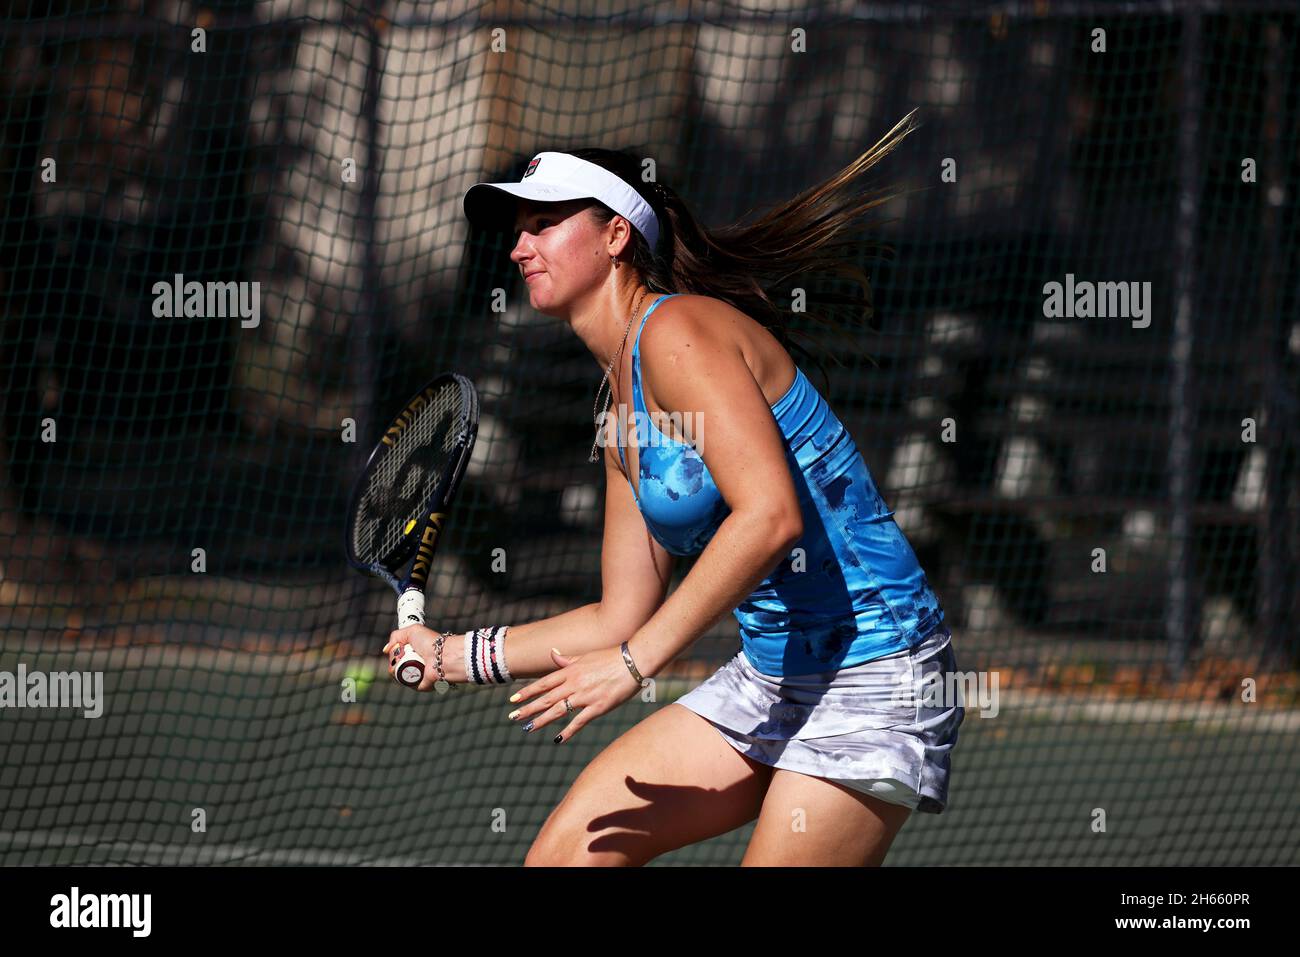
[[525, 703, 774, 866]]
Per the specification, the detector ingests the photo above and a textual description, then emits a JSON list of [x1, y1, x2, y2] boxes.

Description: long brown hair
[[568, 109, 920, 389]]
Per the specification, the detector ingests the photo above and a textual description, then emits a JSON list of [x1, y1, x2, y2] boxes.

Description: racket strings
[[353, 383, 464, 564]]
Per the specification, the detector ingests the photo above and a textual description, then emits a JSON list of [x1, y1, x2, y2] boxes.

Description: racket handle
[[398, 587, 426, 627], [393, 588, 427, 688]]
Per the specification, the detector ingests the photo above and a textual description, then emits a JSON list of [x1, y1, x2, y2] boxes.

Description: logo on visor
[[523, 156, 541, 178]]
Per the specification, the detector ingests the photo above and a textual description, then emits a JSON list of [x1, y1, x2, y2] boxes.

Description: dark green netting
[[0, 1, 1297, 865]]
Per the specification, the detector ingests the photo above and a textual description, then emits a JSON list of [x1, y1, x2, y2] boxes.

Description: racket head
[[344, 371, 479, 590]]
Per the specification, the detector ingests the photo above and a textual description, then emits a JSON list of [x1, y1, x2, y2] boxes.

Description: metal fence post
[[1166, 9, 1203, 680]]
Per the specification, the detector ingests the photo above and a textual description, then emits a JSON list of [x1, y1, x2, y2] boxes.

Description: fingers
[[383, 626, 420, 656], [508, 670, 565, 708], [511, 691, 573, 730], [383, 627, 430, 687], [383, 632, 404, 679], [553, 702, 600, 743], [507, 676, 599, 741], [386, 640, 405, 676], [509, 689, 559, 723], [380, 625, 459, 692]]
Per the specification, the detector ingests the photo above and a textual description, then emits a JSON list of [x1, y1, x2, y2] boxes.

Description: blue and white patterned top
[[615, 293, 946, 676]]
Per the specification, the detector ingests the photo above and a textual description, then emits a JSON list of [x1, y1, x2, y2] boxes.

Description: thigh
[[741, 769, 913, 867], [525, 702, 774, 866]]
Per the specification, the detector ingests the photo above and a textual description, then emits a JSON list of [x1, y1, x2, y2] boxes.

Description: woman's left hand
[[507, 646, 645, 743]]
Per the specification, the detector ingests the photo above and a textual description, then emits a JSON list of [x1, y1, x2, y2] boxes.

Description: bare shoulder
[[638, 295, 748, 402], [640, 293, 793, 408], [638, 293, 748, 358], [637, 291, 759, 374]]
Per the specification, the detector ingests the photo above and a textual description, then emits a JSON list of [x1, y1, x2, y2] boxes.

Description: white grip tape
[[397, 589, 426, 627], [394, 590, 427, 688]]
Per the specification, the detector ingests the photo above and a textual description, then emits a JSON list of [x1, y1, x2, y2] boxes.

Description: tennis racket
[[345, 372, 479, 689]]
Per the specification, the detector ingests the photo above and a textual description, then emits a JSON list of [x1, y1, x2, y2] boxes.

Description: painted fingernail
[[509, 692, 521, 703], [552, 734, 563, 744], [522, 720, 534, 732], [507, 709, 520, 721]]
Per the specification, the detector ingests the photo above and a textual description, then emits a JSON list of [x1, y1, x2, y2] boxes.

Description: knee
[[524, 836, 638, 867], [524, 819, 650, 867], [523, 838, 575, 866], [524, 811, 587, 866], [523, 826, 566, 866]]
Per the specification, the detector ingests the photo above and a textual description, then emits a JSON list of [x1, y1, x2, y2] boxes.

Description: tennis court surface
[[3, 639, 1296, 866]]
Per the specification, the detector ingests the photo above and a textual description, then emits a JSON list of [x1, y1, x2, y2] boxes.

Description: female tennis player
[[383, 112, 964, 866]]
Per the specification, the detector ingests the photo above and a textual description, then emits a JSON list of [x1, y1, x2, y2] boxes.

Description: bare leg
[[525, 703, 774, 866], [741, 769, 914, 866]]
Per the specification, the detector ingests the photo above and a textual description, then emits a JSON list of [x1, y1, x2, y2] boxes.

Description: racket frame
[[344, 371, 479, 687]]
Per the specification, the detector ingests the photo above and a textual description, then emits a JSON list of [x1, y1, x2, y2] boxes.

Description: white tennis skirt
[[673, 623, 964, 814]]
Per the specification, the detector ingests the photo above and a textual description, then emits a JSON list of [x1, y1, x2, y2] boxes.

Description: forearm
[[626, 512, 797, 678], [499, 602, 624, 679]]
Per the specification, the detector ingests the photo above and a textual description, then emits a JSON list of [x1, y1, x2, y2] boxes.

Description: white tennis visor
[[462, 151, 660, 251]]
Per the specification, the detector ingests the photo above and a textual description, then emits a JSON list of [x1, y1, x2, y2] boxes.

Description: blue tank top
[[616, 293, 946, 676]]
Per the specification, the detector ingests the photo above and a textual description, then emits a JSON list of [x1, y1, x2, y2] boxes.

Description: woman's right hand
[[382, 625, 467, 689]]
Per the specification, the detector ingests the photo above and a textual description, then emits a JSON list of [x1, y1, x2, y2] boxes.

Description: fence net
[[1, 1, 1297, 865]]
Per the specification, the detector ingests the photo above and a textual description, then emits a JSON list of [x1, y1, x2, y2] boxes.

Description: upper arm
[[597, 412, 675, 641], [640, 298, 804, 542]]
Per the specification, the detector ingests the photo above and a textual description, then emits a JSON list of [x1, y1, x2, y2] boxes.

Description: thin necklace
[[589, 287, 650, 463]]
